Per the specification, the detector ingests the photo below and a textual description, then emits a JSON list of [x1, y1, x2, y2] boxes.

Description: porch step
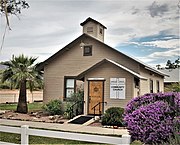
[[68, 115, 93, 124]]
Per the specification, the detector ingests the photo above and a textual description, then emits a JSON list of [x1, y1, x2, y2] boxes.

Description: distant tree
[[174, 58, 180, 68], [156, 64, 162, 70], [1, 54, 43, 113], [156, 58, 180, 70], [164, 83, 180, 92], [165, 58, 180, 69], [166, 60, 174, 69]]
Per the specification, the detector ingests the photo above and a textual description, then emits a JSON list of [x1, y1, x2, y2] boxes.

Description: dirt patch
[[0, 111, 125, 129], [0, 110, 103, 127], [88, 120, 103, 127], [0, 110, 68, 123]]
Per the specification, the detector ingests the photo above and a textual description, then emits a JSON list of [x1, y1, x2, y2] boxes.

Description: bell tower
[[80, 17, 107, 42]]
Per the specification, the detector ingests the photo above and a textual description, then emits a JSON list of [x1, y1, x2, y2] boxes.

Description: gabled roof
[[80, 17, 107, 29], [160, 68, 180, 83], [76, 59, 147, 80], [37, 34, 86, 70], [37, 33, 166, 77]]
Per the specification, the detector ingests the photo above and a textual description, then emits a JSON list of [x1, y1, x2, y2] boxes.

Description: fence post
[[21, 125, 29, 145], [122, 134, 131, 145]]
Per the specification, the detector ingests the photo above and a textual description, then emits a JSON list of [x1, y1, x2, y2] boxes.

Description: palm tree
[[1, 54, 43, 113]]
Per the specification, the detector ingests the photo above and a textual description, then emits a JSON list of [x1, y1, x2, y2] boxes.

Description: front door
[[88, 81, 104, 115]]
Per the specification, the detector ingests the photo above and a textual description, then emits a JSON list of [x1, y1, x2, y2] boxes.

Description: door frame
[[87, 79, 105, 115]]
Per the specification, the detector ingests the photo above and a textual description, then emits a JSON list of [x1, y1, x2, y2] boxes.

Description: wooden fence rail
[[0, 125, 131, 145]]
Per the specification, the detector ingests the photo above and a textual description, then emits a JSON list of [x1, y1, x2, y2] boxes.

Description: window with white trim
[[64, 77, 75, 99]]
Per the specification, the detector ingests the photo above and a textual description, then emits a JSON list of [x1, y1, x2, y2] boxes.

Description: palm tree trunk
[[17, 80, 28, 113]]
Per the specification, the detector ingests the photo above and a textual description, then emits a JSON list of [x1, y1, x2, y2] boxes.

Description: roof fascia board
[[77, 59, 147, 80], [145, 67, 169, 77]]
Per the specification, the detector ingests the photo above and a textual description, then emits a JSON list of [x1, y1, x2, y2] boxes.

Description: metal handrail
[[68, 100, 85, 119], [91, 101, 107, 118]]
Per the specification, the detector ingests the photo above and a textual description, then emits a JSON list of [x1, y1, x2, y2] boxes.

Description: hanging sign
[[110, 78, 126, 99]]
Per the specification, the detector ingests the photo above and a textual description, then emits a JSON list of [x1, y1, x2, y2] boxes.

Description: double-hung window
[[64, 77, 75, 99]]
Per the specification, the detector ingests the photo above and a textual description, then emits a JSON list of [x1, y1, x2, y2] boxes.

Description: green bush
[[102, 107, 124, 127], [43, 99, 64, 115], [65, 89, 84, 118], [63, 102, 73, 119]]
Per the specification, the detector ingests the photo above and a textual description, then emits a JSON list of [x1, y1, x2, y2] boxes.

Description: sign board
[[110, 78, 126, 99]]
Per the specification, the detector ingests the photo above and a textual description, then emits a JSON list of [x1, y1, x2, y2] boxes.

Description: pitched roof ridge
[[80, 17, 107, 29], [38, 33, 166, 77], [84, 35, 167, 77], [104, 59, 147, 79], [76, 58, 147, 80]]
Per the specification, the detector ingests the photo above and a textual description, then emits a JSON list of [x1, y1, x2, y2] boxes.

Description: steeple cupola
[[80, 17, 107, 42]]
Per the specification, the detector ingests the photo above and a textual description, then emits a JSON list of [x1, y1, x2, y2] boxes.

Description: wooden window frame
[[64, 76, 76, 100], [99, 28, 103, 35], [156, 80, 160, 93], [150, 79, 153, 93], [134, 77, 140, 88], [83, 45, 92, 56]]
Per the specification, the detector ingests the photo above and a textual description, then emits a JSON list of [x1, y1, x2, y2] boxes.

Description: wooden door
[[88, 81, 103, 115]]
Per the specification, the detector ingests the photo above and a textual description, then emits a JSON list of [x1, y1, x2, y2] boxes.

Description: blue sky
[[0, 0, 179, 68], [118, 30, 179, 65]]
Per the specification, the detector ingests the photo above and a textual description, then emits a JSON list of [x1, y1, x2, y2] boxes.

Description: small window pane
[[66, 89, 74, 98], [66, 79, 74, 88], [100, 28, 103, 34], [87, 27, 93, 32], [83, 45, 92, 56], [150, 80, 153, 93], [84, 47, 90, 53], [157, 81, 160, 92]]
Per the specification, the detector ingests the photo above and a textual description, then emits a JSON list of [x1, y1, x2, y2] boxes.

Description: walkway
[[0, 119, 128, 136]]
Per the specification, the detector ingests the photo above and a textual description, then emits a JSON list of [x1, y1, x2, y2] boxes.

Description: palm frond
[[1, 54, 43, 90]]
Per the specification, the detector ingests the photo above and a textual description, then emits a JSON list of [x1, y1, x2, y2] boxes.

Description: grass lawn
[[0, 132, 106, 144], [131, 140, 143, 145], [0, 132, 143, 145], [0, 102, 43, 111]]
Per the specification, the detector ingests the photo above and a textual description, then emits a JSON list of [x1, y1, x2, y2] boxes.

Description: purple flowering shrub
[[172, 116, 180, 144], [124, 92, 180, 144]]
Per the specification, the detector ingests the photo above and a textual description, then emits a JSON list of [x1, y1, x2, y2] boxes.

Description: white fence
[[0, 125, 131, 145]]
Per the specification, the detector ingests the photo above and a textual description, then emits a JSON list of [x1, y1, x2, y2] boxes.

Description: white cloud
[[142, 39, 179, 49], [149, 48, 179, 58], [137, 47, 179, 67], [0, 44, 62, 62], [104, 1, 179, 46]]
